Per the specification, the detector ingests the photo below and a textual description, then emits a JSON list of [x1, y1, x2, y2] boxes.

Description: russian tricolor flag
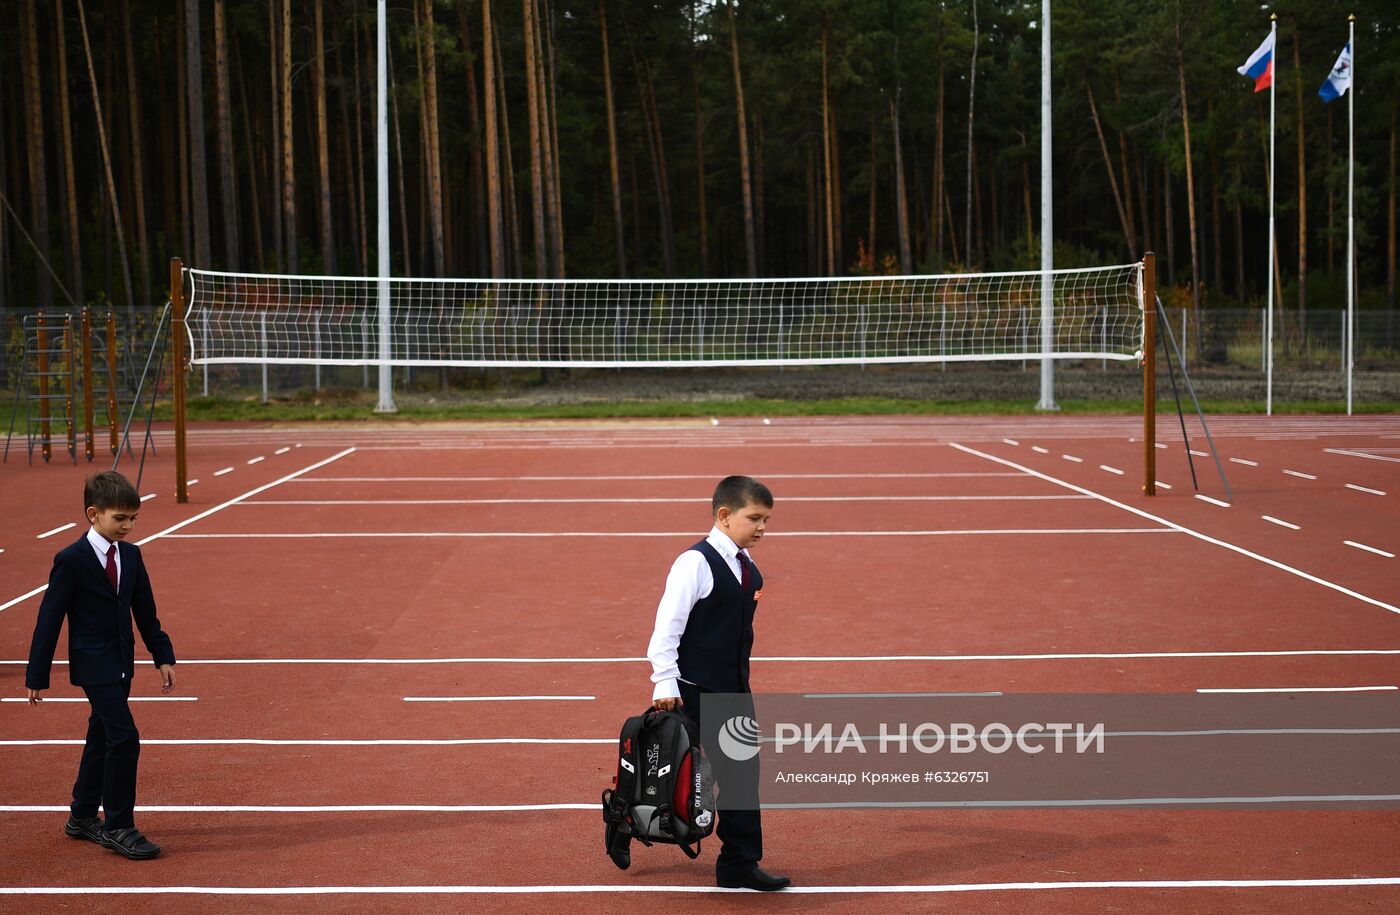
[[1238, 32, 1274, 93]]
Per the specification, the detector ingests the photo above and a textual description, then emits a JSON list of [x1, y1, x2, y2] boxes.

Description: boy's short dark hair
[[712, 475, 773, 515], [84, 471, 141, 513]]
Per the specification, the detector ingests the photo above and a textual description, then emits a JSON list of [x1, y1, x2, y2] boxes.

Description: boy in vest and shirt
[[25, 471, 176, 860], [646, 475, 790, 891]]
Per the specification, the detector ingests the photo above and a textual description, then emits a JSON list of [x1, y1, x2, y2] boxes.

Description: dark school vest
[[676, 540, 763, 693]]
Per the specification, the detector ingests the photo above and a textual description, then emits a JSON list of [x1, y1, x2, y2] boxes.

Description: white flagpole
[[375, 0, 396, 413], [1346, 15, 1355, 416], [1037, 0, 1057, 411], [1266, 15, 1277, 416]]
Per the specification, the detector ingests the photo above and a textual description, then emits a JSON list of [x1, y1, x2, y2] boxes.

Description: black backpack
[[601, 707, 715, 869]]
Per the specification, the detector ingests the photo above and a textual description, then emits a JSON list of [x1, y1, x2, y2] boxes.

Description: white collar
[[86, 526, 116, 554], [707, 526, 745, 561]]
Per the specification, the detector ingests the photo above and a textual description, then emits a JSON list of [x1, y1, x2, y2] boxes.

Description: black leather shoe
[[100, 826, 161, 860], [64, 815, 104, 844], [717, 867, 791, 891]]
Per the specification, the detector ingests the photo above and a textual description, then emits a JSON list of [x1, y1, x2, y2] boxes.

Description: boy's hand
[[26, 688, 42, 706], [653, 697, 682, 711], [158, 665, 176, 694]]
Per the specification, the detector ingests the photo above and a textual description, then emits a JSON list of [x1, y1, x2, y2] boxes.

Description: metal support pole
[[375, 0, 396, 412], [1143, 252, 1157, 496], [171, 257, 189, 504]]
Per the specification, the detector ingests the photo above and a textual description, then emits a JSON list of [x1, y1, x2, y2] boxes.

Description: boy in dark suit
[[646, 475, 790, 891], [26, 471, 176, 860]]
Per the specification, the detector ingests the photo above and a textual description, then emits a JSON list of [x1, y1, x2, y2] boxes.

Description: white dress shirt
[[647, 526, 751, 701], [86, 526, 121, 587]]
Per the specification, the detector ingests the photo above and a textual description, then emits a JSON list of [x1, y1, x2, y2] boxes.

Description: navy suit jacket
[[26, 535, 176, 690]]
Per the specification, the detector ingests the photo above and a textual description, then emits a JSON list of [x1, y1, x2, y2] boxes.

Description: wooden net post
[[37, 313, 51, 463], [64, 318, 76, 463], [82, 308, 95, 462], [1143, 252, 1157, 496], [106, 312, 119, 455], [171, 258, 189, 503]]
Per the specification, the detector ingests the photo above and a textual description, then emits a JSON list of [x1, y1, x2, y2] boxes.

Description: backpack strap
[[603, 709, 651, 831]]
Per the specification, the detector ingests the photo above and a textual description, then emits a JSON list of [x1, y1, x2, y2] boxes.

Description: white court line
[[1062, 455, 1084, 463], [290, 472, 1023, 482], [213, 467, 234, 476], [950, 443, 1400, 616], [1002, 438, 1019, 445], [0, 804, 594, 813], [1099, 465, 1124, 475], [10, 648, 1400, 666], [242, 495, 1093, 506], [275, 447, 291, 455], [1345, 483, 1387, 496], [1194, 495, 1231, 508], [1229, 458, 1259, 467], [2, 697, 196, 703], [1155, 481, 1173, 490], [163, 529, 1176, 540], [1325, 448, 1400, 463], [36, 523, 76, 540], [1196, 686, 1397, 694], [402, 696, 595, 702], [1262, 516, 1300, 531], [3, 877, 1400, 897], [188, 479, 199, 486], [1345, 541, 1395, 559], [2, 738, 612, 746], [247, 456, 265, 465], [1283, 470, 1317, 480], [1154, 443, 1167, 450], [1030, 446, 1049, 454], [0, 449, 357, 614], [1190, 450, 1210, 458], [140, 493, 157, 502]]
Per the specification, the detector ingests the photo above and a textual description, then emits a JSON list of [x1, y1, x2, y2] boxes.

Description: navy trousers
[[72, 679, 139, 830], [679, 681, 763, 878]]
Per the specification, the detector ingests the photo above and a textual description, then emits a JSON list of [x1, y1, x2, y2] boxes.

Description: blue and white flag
[[1319, 42, 1352, 102]]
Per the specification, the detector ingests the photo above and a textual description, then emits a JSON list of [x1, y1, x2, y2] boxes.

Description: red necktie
[[737, 551, 750, 591], [105, 544, 118, 591]]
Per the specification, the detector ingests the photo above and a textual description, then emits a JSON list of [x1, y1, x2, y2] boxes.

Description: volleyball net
[[179, 264, 1146, 369]]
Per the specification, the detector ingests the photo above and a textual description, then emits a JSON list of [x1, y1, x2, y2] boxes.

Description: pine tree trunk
[[522, 0, 547, 277], [1163, 163, 1175, 286], [867, 112, 877, 263], [890, 95, 911, 274], [53, 0, 84, 305], [807, 141, 819, 274], [965, 0, 978, 268], [694, 63, 709, 277], [334, 22, 359, 274], [754, 110, 765, 273], [542, 0, 565, 277], [419, 0, 444, 274], [268, 0, 283, 271], [281, 0, 297, 269], [598, 0, 626, 277], [1292, 28, 1307, 336], [725, 0, 756, 277], [214, 0, 239, 268], [482, 0, 504, 277], [121, 0, 150, 303], [1210, 147, 1222, 295], [235, 44, 264, 269], [932, 58, 945, 264], [20, 0, 53, 308], [1086, 82, 1134, 260], [1234, 154, 1245, 298], [75, 0, 132, 308], [312, 0, 335, 272], [821, 15, 834, 274], [183, 0, 211, 268], [457, 4, 487, 277], [493, 25, 522, 275], [1389, 101, 1396, 309], [1175, 19, 1199, 308], [388, 43, 411, 276]]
